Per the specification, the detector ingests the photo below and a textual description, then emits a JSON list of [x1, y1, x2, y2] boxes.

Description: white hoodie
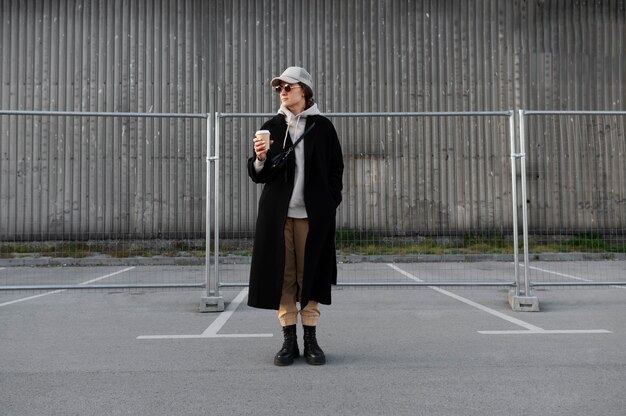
[[255, 103, 321, 218], [280, 103, 320, 218]]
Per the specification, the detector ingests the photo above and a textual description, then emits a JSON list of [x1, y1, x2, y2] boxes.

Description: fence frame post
[[199, 113, 224, 312], [508, 109, 540, 311]]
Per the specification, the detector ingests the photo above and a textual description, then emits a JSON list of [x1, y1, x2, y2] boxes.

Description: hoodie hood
[[278, 103, 321, 122], [278, 103, 321, 148]]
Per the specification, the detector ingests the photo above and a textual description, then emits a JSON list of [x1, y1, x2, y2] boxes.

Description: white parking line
[[0, 290, 67, 307], [0, 267, 135, 307], [77, 267, 136, 285], [387, 263, 612, 335], [137, 288, 273, 340], [478, 329, 612, 335], [527, 265, 595, 282], [527, 265, 626, 289]]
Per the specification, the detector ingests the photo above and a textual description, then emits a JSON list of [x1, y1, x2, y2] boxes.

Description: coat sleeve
[[247, 155, 267, 183], [247, 118, 282, 184], [327, 123, 344, 208]]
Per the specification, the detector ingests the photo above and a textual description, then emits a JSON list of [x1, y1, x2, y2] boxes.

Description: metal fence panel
[[520, 111, 626, 288], [213, 111, 518, 290], [0, 110, 210, 293]]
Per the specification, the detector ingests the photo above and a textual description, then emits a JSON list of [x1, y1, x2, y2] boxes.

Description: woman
[[247, 66, 344, 366]]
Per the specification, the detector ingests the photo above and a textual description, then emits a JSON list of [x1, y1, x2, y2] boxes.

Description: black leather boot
[[303, 325, 326, 365], [274, 325, 299, 366]]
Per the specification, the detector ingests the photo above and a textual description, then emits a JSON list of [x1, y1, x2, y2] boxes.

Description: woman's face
[[278, 83, 306, 112]]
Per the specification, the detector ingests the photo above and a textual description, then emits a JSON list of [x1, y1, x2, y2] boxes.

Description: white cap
[[271, 66, 313, 89]]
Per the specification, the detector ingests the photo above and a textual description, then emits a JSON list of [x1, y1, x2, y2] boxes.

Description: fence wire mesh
[[521, 112, 626, 288], [0, 111, 208, 292], [216, 112, 517, 289], [9, 111, 624, 296]]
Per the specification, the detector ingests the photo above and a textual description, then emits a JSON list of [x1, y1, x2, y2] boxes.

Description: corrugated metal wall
[[0, 0, 211, 239], [524, 114, 626, 233], [1, 0, 625, 240]]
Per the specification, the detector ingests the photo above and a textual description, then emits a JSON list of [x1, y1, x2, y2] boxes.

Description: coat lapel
[[303, 116, 316, 177], [270, 115, 291, 150]]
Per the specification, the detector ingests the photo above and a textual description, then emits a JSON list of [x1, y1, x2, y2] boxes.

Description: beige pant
[[277, 218, 320, 327]]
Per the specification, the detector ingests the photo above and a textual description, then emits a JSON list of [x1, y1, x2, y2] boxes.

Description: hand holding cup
[[254, 130, 271, 161]]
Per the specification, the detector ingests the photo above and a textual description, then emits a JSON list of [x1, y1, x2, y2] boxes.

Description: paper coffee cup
[[255, 130, 271, 150]]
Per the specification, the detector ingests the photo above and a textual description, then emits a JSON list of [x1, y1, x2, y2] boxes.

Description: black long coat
[[247, 114, 344, 310]]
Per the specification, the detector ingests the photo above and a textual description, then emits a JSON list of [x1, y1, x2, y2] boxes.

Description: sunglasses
[[273, 84, 302, 94]]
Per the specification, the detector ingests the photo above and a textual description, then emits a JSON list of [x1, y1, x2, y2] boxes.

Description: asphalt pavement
[[1, 263, 625, 416]]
